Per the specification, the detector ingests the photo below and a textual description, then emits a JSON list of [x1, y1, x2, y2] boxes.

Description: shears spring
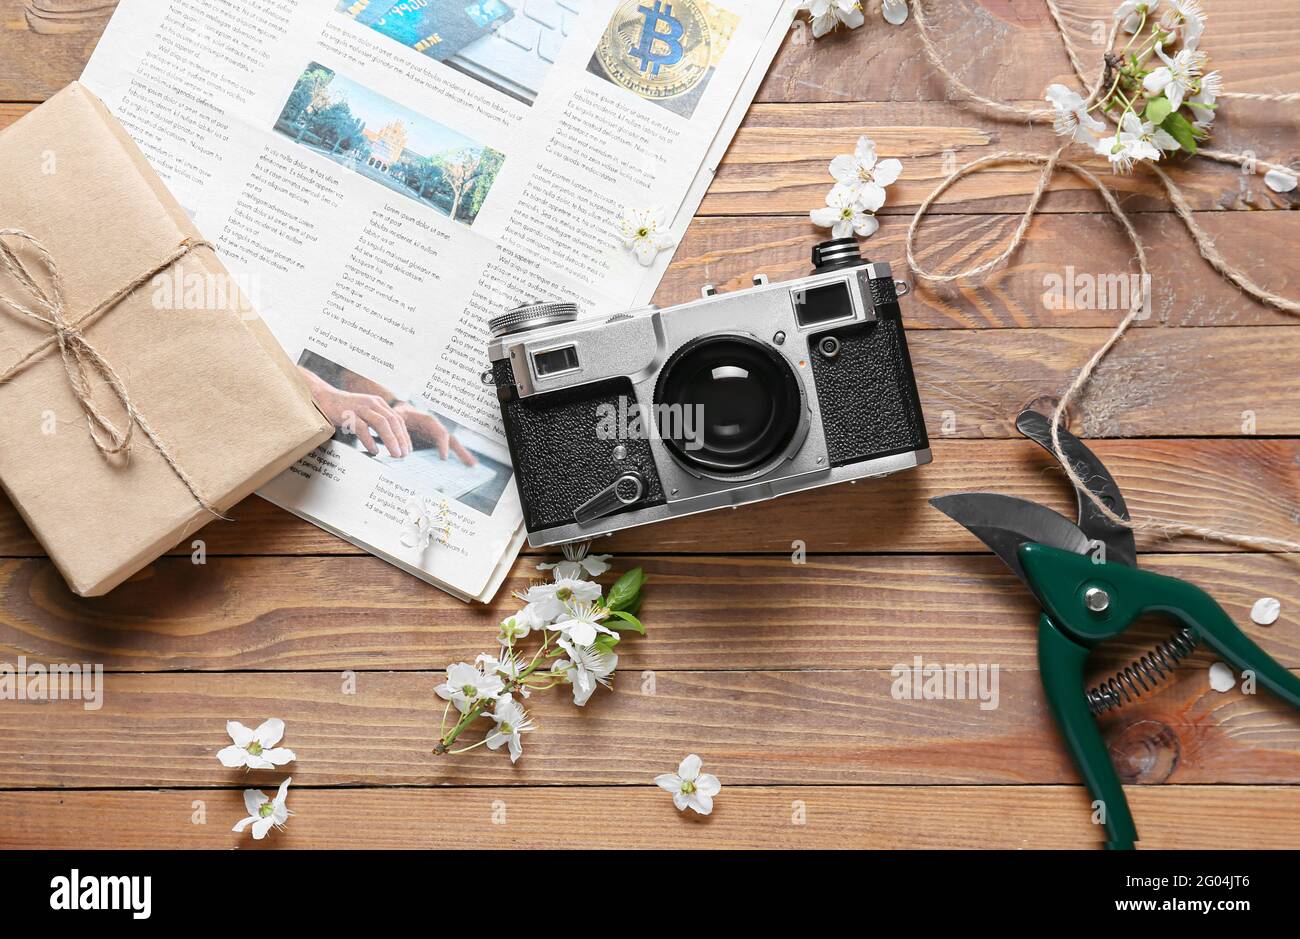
[[1084, 627, 1197, 714]]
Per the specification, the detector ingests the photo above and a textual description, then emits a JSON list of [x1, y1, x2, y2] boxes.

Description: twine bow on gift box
[[0, 228, 226, 518]]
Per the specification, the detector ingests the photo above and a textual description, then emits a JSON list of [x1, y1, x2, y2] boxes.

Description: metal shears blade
[[930, 492, 1092, 589], [1015, 410, 1137, 568]]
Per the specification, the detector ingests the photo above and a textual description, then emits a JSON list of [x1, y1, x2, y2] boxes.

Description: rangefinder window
[[793, 281, 854, 327], [533, 345, 580, 376]]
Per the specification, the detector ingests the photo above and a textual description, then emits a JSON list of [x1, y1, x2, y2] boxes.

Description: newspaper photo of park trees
[[273, 62, 505, 226]]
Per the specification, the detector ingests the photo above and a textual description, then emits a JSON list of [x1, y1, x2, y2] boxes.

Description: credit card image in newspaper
[[335, 0, 577, 106], [339, 0, 401, 27], [371, 1, 504, 58]]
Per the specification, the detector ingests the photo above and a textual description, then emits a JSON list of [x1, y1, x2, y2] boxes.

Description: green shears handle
[[1020, 543, 1300, 850]]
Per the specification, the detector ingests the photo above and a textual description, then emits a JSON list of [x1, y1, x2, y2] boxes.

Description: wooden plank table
[[1, 0, 1298, 849]]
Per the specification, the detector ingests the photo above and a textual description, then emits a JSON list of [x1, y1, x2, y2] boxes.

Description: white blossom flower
[[1114, 0, 1159, 34], [1097, 111, 1170, 171], [400, 496, 450, 550], [435, 660, 506, 713], [480, 650, 520, 679], [217, 718, 296, 770], [489, 651, 532, 697], [1129, 109, 1182, 153], [811, 185, 880, 239], [1179, 13, 1205, 49], [1045, 83, 1108, 147], [1142, 42, 1206, 111], [829, 135, 901, 208], [1123, 108, 1182, 153], [232, 778, 292, 840], [498, 614, 529, 646], [1186, 69, 1221, 130], [553, 599, 618, 647], [499, 603, 549, 645], [515, 573, 602, 622], [498, 613, 530, 645], [1264, 168, 1299, 193], [1160, 0, 1205, 49], [880, 0, 908, 26], [555, 637, 618, 706], [618, 205, 676, 266], [804, 0, 864, 38], [484, 695, 535, 763], [537, 542, 612, 580], [655, 754, 722, 815]]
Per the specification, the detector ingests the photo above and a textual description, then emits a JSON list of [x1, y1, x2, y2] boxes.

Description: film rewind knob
[[573, 471, 647, 525]]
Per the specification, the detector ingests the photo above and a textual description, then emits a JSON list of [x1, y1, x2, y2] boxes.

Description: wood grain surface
[[4, 553, 1298, 671], [8, 438, 1297, 557], [0, 0, 1297, 850], [1, 786, 1296, 849], [2, 666, 1298, 789], [665, 212, 1300, 327]]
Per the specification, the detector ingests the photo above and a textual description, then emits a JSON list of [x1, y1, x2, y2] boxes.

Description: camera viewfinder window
[[534, 345, 580, 376], [793, 282, 854, 327]]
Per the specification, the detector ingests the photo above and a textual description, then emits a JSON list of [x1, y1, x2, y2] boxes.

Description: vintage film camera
[[486, 238, 932, 546]]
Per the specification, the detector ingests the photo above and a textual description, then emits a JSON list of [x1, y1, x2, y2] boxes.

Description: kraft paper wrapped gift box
[[0, 83, 333, 596]]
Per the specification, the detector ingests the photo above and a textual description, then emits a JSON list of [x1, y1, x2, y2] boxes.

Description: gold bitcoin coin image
[[594, 0, 713, 101]]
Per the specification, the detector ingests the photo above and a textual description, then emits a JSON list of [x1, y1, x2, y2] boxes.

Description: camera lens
[[654, 335, 802, 475]]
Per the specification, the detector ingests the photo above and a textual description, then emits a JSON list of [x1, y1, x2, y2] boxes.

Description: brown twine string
[[0, 229, 227, 519], [1220, 90, 1300, 104], [906, 0, 1300, 552]]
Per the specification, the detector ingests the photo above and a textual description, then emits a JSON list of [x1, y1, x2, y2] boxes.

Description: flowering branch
[[433, 542, 646, 762], [1046, 2, 1251, 177], [433, 643, 549, 756]]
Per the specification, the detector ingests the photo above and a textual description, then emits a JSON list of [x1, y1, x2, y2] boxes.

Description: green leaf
[[1143, 95, 1172, 125], [1161, 111, 1198, 154], [608, 609, 645, 635], [593, 634, 621, 653], [606, 567, 645, 612]]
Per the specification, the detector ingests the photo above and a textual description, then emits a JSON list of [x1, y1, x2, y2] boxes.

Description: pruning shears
[[931, 410, 1300, 850]]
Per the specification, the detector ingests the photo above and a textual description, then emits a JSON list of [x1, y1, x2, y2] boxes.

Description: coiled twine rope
[[904, 0, 1300, 552]]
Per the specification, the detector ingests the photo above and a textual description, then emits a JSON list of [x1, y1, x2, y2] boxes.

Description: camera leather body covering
[[490, 367, 669, 532], [486, 238, 932, 547], [809, 281, 928, 466]]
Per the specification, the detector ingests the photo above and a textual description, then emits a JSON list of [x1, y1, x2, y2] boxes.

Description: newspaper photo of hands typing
[[79, 0, 797, 600]]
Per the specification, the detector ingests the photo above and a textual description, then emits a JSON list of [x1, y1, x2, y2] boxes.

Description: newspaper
[[81, 0, 797, 601]]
